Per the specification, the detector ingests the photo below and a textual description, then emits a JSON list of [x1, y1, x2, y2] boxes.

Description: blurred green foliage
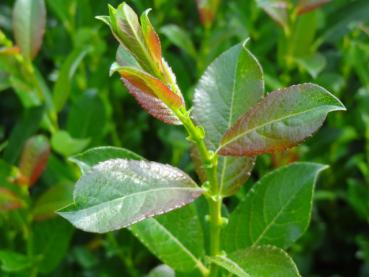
[[0, 0, 369, 275]]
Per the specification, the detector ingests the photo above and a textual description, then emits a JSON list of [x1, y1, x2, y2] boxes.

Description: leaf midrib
[[250, 178, 309, 247], [219, 104, 341, 151], [150, 218, 207, 272], [72, 186, 203, 212]]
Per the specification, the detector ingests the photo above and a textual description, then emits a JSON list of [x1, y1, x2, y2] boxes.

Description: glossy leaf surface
[[193, 43, 263, 195], [223, 162, 327, 251], [219, 83, 345, 156], [12, 0, 46, 59], [209, 246, 300, 277], [58, 159, 203, 233], [70, 146, 142, 174]]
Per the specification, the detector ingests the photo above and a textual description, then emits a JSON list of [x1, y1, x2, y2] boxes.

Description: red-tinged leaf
[[18, 135, 50, 186], [140, 9, 163, 71], [297, 0, 330, 15], [0, 188, 23, 211], [256, 0, 289, 28], [219, 83, 345, 157], [13, 0, 46, 60], [119, 67, 184, 124], [196, 0, 220, 28]]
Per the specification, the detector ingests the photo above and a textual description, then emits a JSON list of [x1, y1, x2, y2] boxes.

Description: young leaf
[[140, 9, 163, 71], [256, 0, 289, 29], [130, 204, 207, 273], [98, 3, 153, 74], [195, 0, 221, 28], [208, 245, 300, 277], [118, 67, 184, 125], [115, 45, 142, 70], [58, 159, 203, 233], [219, 83, 345, 156], [12, 0, 46, 60], [192, 43, 263, 196], [0, 188, 23, 211], [18, 135, 50, 186], [223, 162, 327, 251], [69, 146, 142, 174]]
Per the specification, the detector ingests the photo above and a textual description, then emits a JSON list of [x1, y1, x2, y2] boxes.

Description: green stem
[[174, 108, 223, 277]]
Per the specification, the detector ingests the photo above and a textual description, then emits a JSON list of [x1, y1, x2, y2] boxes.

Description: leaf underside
[[58, 159, 203, 233]]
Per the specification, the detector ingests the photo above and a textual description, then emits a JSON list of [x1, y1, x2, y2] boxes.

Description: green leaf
[[32, 183, 74, 220], [32, 217, 74, 274], [219, 83, 345, 156], [223, 162, 327, 251], [118, 67, 184, 125], [3, 106, 44, 164], [256, 0, 289, 29], [58, 159, 203, 233], [131, 204, 206, 273], [160, 24, 196, 58], [209, 245, 300, 277], [70, 146, 142, 174], [0, 250, 32, 272], [52, 47, 90, 112], [51, 130, 90, 157], [67, 90, 107, 142], [193, 42, 264, 196], [12, 0, 46, 59]]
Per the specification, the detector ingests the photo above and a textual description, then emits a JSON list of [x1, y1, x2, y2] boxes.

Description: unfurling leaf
[[208, 246, 300, 277], [223, 162, 327, 251], [119, 67, 184, 124], [98, 3, 185, 125], [140, 9, 163, 72], [193, 43, 264, 196], [219, 83, 345, 157], [58, 159, 203, 233], [17, 135, 50, 186], [12, 0, 46, 60]]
